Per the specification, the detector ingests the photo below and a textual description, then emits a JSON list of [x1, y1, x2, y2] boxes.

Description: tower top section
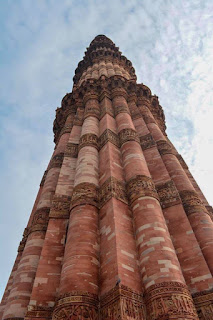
[[73, 34, 137, 85]]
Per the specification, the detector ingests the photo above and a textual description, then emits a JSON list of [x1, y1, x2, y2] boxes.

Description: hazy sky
[[0, 0, 212, 299]]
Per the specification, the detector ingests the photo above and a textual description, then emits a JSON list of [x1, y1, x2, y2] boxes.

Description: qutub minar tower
[[1, 35, 213, 320]]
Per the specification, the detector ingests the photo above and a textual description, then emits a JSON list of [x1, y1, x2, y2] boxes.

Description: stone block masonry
[[1, 35, 212, 320]]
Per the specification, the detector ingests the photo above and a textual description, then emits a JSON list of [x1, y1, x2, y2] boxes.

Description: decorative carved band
[[71, 183, 99, 209], [52, 291, 98, 320], [73, 116, 83, 126], [100, 284, 145, 320], [79, 134, 99, 151], [206, 206, 213, 221], [145, 281, 198, 320], [119, 128, 140, 146], [111, 87, 128, 100], [84, 106, 100, 120], [157, 140, 176, 156], [49, 195, 71, 219], [114, 103, 130, 116], [18, 227, 29, 252], [127, 175, 159, 205], [193, 290, 213, 320], [99, 177, 128, 208], [83, 92, 99, 104], [140, 133, 156, 150], [64, 142, 78, 158], [40, 170, 48, 187], [25, 306, 53, 319], [176, 154, 188, 169], [59, 123, 73, 137], [179, 190, 208, 216], [29, 207, 50, 233], [156, 180, 181, 209], [131, 112, 141, 120], [99, 129, 120, 150], [49, 153, 64, 169]]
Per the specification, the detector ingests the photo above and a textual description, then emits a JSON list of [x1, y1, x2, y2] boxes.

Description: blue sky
[[0, 0, 213, 299]]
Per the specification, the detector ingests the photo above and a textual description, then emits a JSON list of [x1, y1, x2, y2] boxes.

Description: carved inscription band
[[49, 153, 64, 170], [64, 142, 78, 158], [49, 195, 71, 219], [99, 129, 120, 150], [157, 140, 176, 156], [193, 290, 213, 320], [25, 306, 53, 319], [140, 133, 156, 151], [79, 134, 99, 151], [99, 177, 128, 208], [52, 292, 98, 320], [127, 175, 159, 205], [156, 180, 181, 209], [179, 190, 208, 216], [100, 284, 146, 320], [145, 282, 198, 320], [118, 128, 140, 146], [71, 183, 99, 209], [29, 207, 50, 233]]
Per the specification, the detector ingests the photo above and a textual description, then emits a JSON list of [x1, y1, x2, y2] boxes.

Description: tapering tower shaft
[[1, 35, 213, 320]]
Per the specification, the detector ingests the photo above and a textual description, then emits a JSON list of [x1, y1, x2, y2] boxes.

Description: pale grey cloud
[[0, 0, 212, 299]]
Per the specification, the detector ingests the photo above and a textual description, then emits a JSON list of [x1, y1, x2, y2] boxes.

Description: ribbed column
[[112, 88, 198, 320], [2, 120, 69, 320], [128, 96, 213, 296], [25, 112, 81, 319], [139, 100, 213, 276], [52, 94, 99, 319], [98, 91, 145, 319], [0, 252, 22, 319]]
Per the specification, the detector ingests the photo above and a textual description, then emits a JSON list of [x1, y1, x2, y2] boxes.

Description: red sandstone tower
[[1, 35, 213, 320]]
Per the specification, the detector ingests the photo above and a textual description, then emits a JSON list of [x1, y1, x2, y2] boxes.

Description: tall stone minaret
[[1, 35, 213, 320]]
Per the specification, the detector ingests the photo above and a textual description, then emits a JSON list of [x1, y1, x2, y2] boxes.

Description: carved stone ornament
[[29, 207, 50, 233], [52, 291, 98, 320], [49, 153, 64, 169], [79, 133, 99, 151], [18, 227, 29, 252], [206, 206, 213, 221], [99, 176, 128, 208], [127, 175, 159, 205], [71, 182, 99, 209], [193, 290, 213, 320], [114, 103, 130, 116], [156, 180, 181, 209], [84, 100, 100, 120], [142, 114, 156, 125], [179, 190, 208, 216], [25, 305, 53, 319], [100, 284, 146, 320], [111, 87, 128, 100], [119, 128, 140, 146], [59, 123, 73, 138], [40, 170, 48, 187], [49, 194, 71, 219], [176, 154, 188, 169], [157, 140, 176, 156], [140, 133, 156, 151], [131, 111, 142, 120], [145, 282, 198, 320], [64, 142, 79, 158], [99, 129, 120, 150]]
